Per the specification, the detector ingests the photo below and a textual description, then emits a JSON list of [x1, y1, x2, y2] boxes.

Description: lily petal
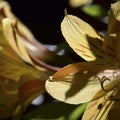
[[18, 74, 45, 112], [0, 49, 42, 81], [82, 87, 120, 120], [69, 0, 93, 7], [0, 1, 60, 71], [82, 90, 114, 120], [0, 98, 18, 119], [107, 1, 120, 35], [0, 75, 18, 119], [61, 11, 105, 61], [103, 2, 120, 61], [45, 62, 117, 104], [2, 18, 34, 64], [0, 1, 57, 119]]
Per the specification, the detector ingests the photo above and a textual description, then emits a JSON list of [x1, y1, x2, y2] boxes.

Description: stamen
[[113, 71, 119, 79], [109, 95, 120, 101], [103, 93, 120, 101], [98, 103, 103, 110], [97, 101, 106, 110], [64, 8, 67, 16], [95, 76, 111, 91], [103, 87, 120, 101], [104, 94, 111, 101], [49, 76, 53, 82]]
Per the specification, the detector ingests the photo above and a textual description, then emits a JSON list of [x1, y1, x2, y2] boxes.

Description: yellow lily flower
[[45, 1, 120, 119], [0, 0, 59, 119]]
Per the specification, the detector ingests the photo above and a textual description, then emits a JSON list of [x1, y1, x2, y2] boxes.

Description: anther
[[95, 76, 111, 91]]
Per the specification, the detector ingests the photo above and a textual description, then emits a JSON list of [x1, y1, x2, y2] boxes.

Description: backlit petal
[[45, 62, 117, 104], [61, 12, 105, 61]]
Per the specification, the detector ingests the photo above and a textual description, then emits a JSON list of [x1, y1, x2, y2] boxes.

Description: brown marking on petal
[[98, 103, 103, 110], [79, 44, 90, 50], [89, 42, 100, 50], [105, 44, 114, 52], [87, 101, 98, 110], [96, 55, 105, 59], [82, 54, 93, 58], [88, 41, 105, 56], [85, 101, 99, 120], [19, 79, 45, 102], [75, 48, 85, 53]]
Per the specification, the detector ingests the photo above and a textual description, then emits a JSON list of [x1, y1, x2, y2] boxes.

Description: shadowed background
[[5, 0, 114, 45]]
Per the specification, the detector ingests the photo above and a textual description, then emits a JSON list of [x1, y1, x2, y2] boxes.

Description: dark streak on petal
[[82, 54, 93, 58], [75, 48, 85, 53], [79, 44, 90, 50], [89, 42, 105, 54], [105, 44, 115, 52], [96, 55, 105, 59]]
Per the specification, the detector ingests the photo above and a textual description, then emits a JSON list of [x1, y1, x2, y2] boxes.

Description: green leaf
[[21, 102, 87, 120], [68, 103, 88, 120], [81, 4, 108, 18]]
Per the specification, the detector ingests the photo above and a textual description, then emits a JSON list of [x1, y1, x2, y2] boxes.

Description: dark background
[[5, 0, 114, 45], [5, 0, 67, 44]]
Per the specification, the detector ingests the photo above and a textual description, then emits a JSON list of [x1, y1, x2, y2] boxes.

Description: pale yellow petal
[[82, 87, 120, 120], [0, 0, 35, 41], [45, 62, 117, 104], [0, 51, 40, 81], [61, 13, 105, 61], [82, 90, 114, 120], [2, 18, 33, 64]]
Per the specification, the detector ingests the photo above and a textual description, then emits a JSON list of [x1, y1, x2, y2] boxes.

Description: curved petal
[[0, 75, 18, 119], [18, 74, 45, 112], [107, 1, 120, 35], [0, 0, 36, 41], [2, 18, 33, 64], [82, 90, 114, 120], [45, 62, 117, 104], [103, 2, 120, 61], [2, 18, 60, 72], [82, 88, 120, 120], [0, 1, 60, 71], [0, 50, 41, 81], [69, 0, 93, 7], [61, 12, 105, 61], [0, 99, 18, 119]]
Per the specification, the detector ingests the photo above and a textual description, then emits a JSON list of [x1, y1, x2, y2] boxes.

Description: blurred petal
[[107, 1, 120, 35], [69, 0, 93, 7], [2, 18, 33, 64], [103, 2, 120, 61], [18, 74, 45, 112], [0, 1, 57, 119], [0, 99, 18, 119], [0, 0, 60, 71]]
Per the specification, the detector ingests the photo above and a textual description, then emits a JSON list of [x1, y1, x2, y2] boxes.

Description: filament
[[95, 76, 111, 91]]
